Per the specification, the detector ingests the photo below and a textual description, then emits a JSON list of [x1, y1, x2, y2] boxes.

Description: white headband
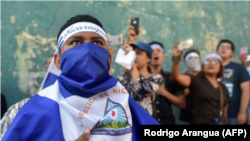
[[150, 44, 163, 52], [57, 22, 108, 53], [185, 52, 199, 61], [202, 53, 222, 63]]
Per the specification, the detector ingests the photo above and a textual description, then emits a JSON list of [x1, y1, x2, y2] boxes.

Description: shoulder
[[161, 70, 171, 76], [219, 82, 229, 93], [117, 74, 131, 81], [228, 62, 245, 69], [18, 98, 30, 108], [6, 98, 30, 114], [150, 74, 163, 80], [188, 73, 203, 84]]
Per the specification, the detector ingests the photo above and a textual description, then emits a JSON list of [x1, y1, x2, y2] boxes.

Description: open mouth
[[154, 57, 159, 61]]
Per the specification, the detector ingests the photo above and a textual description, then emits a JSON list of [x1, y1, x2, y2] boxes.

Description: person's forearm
[[239, 90, 249, 113], [171, 57, 181, 81], [131, 63, 139, 81], [160, 90, 186, 109]]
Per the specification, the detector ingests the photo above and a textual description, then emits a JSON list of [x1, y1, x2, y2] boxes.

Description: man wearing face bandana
[[2, 15, 159, 141], [178, 49, 201, 125]]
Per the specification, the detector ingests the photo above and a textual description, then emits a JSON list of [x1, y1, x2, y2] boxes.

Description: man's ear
[[54, 54, 61, 70]]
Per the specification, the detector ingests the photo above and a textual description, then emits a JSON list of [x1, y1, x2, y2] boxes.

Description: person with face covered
[[2, 15, 159, 141], [117, 25, 163, 117], [178, 49, 201, 125], [147, 41, 186, 125], [171, 41, 230, 125]]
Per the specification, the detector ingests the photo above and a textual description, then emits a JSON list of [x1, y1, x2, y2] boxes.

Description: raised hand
[[127, 25, 140, 44], [173, 41, 183, 59], [121, 38, 133, 55]]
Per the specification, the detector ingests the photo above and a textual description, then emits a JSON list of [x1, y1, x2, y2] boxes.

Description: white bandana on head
[[150, 44, 163, 53], [185, 52, 199, 61], [202, 53, 222, 63], [57, 22, 108, 53]]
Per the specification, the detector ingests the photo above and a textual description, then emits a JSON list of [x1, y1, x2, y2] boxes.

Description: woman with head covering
[[171, 41, 229, 125]]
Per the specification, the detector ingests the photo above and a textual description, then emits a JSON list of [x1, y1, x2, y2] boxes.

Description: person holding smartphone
[[171, 41, 229, 125], [117, 22, 163, 117]]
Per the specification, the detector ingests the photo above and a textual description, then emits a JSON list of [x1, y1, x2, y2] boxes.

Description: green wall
[[1, 1, 250, 118]]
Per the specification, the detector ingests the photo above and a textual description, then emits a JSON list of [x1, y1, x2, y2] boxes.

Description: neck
[[187, 71, 199, 76], [138, 65, 150, 77], [150, 64, 162, 75], [204, 74, 217, 81], [222, 57, 231, 66]]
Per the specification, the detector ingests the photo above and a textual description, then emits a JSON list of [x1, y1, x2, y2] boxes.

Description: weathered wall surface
[[1, 1, 250, 117]]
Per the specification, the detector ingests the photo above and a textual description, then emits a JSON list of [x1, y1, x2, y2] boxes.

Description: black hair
[[149, 41, 164, 49], [216, 39, 235, 52], [57, 14, 104, 41], [183, 49, 200, 60]]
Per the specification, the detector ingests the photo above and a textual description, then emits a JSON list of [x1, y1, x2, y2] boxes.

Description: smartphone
[[109, 34, 123, 47], [178, 39, 193, 51], [130, 17, 139, 35], [240, 47, 248, 59]]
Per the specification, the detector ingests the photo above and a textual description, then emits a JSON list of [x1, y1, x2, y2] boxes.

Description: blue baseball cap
[[130, 42, 152, 57]]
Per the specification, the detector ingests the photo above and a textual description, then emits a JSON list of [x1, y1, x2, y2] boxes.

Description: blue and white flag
[[3, 22, 160, 141], [39, 50, 61, 91], [3, 76, 159, 141]]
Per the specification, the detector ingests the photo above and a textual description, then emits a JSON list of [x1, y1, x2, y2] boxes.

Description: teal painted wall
[[1, 1, 250, 118]]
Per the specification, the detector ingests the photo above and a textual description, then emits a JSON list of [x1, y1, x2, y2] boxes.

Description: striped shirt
[[0, 98, 30, 139]]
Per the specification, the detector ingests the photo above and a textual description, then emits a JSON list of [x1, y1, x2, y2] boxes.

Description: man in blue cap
[[117, 41, 163, 117]]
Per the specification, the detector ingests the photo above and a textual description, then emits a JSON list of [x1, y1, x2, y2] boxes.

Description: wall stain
[[10, 15, 15, 24], [14, 28, 57, 96]]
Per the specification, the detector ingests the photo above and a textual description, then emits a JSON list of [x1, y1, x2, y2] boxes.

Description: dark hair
[[200, 62, 225, 78], [57, 14, 104, 41], [183, 49, 200, 61], [133, 46, 151, 59], [149, 41, 164, 49], [216, 39, 235, 52]]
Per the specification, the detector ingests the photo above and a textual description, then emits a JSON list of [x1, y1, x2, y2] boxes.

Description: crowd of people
[[1, 14, 250, 140], [115, 19, 250, 125]]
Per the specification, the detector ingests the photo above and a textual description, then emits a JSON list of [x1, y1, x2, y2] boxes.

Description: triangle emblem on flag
[[91, 98, 132, 135]]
